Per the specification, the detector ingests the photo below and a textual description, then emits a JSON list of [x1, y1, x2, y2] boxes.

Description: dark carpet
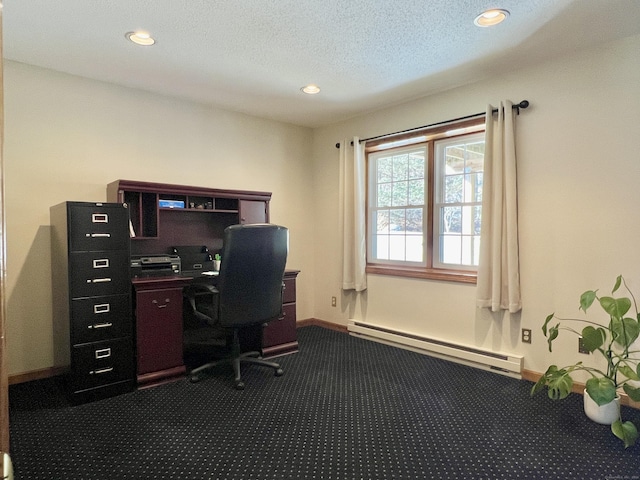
[[9, 326, 640, 479]]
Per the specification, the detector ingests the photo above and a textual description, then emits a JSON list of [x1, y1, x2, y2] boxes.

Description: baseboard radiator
[[347, 321, 523, 379]]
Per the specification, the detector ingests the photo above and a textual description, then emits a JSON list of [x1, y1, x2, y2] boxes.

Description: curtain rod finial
[[335, 142, 341, 149]]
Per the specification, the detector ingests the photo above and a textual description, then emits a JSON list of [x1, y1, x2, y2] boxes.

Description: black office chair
[[184, 223, 288, 389]]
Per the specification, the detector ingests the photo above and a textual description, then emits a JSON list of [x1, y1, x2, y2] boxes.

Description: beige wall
[[311, 33, 640, 377], [4, 61, 315, 375]]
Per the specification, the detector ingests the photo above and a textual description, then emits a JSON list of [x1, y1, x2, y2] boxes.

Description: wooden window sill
[[366, 264, 477, 284]]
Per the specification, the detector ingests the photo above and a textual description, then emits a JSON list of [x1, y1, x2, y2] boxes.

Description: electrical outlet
[[578, 337, 590, 354], [521, 328, 531, 344], [331, 296, 337, 307]]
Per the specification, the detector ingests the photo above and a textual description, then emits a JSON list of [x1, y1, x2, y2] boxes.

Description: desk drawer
[[71, 294, 131, 344], [283, 277, 296, 304], [263, 302, 296, 348], [70, 338, 134, 391], [69, 251, 130, 297]]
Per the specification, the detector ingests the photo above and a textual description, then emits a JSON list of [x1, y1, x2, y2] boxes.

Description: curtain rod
[[335, 100, 529, 148]]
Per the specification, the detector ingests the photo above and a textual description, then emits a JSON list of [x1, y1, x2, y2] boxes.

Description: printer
[[130, 254, 181, 278]]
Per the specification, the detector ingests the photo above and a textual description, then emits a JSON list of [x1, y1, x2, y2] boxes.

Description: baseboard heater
[[347, 321, 523, 379]]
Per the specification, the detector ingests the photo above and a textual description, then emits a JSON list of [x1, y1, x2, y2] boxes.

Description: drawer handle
[[92, 213, 109, 223], [95, 348, 111, 359], [93, 259, 109, 269], [89, 278, 112, 284], [94, 303, 110, 314], [152, 298, 171, 309], [89, 233, 111, 238], [90, 367, 113, 375], [88, 322, 113, 329]]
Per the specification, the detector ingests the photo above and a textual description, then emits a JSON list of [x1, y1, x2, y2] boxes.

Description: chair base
[[189, 328, 284, 389]]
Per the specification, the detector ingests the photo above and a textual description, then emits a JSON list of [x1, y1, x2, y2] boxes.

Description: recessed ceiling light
[[474, 9, 509, 27], [301, 84, 321, 95], [126, 31, 156, 46]]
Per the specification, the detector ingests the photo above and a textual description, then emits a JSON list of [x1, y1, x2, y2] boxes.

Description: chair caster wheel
[[275, 368, 284, 377], [235, 381, 245, 390], [189, 374, 201, 383]]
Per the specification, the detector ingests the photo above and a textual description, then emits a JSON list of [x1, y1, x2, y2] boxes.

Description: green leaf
[[580, 290, 597, 312], [546, 324, 559, 352], [623, 383, 640, 402], [611, 317, 640, 348], [544, 366, 573, 400], [581, 326, 606, 352], [612, 420, 638, 448], [585, 377, 616, 405], [619, 365, 640, 382], [530, 375, 548, 396], [612, 275, 623, 294], [542, 313, 554, 336], [599, 296, 631, 319]]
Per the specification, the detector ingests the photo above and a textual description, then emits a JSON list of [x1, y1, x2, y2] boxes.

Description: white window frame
[[367, 145, 427, 267], [365, 119, 485, 283], [433, 132, 485, 271]]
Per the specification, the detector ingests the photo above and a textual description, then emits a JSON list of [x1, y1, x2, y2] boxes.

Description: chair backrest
[[216, 224, 288, 327]]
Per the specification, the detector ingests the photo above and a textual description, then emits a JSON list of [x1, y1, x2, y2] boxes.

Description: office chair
[[184, 224, 288, 389]]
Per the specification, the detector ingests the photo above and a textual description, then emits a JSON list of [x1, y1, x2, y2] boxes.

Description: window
[[366, 120, 485, 283]]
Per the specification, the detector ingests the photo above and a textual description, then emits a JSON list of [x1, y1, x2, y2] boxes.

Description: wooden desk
[[132, 270, 299, 389], [106, 180, 299, 389]]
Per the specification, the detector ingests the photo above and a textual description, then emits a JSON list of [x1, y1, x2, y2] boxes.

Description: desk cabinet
[[50, 202, 135, 403], [132, 277, 192, 388], [262, 270, 300, 357]]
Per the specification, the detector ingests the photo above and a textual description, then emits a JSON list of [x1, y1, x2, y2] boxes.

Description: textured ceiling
[[4, 0, 640, 127]]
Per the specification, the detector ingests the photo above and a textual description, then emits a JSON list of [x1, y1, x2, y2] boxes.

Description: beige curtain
[[339, 137, 367, 292], [476, 101, 521, 313]]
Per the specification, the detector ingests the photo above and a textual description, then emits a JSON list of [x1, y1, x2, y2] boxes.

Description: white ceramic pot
[[583, 389, 620, 425]]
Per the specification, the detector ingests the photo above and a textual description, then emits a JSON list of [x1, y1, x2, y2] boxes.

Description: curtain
[[476, 101, 521, 313], [339, 137, 367, 292]]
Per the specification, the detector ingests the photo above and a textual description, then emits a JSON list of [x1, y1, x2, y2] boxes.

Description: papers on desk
[[201, 271, 219, 276]]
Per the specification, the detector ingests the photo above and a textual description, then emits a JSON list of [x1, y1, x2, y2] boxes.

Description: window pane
[[476, 172, 483, 202], [392, 181, 408, 206], [442, 206, 461, 233], [445, 147, 464, 174], [408, 179, 424, 205], [377, 157, 392, 183], [461, 206, 474, 235], [376, 210, 389, 233], [392, 155, 408, 181], [376, 235, 389, 260], [473, 206, 482, 235], [406, 234, 423, 262], [444, 174, 463, 203], [389, 235, 406, 261], [406, 208, 423, 233], [390, 209, 405, 233], [441, 234, 461, 264], [378, 183, 392, 207], [408, 154, 424, 179]]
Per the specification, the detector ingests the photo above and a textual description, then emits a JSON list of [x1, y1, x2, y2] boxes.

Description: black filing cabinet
[[50, 202, 135, 402]]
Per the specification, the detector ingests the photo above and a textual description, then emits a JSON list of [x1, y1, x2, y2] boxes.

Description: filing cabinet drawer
[[69, 251, 130, 297], [283, 277, 296, 304], [70, 338, 134, 391], [68, 203, 130, 252], [71, 294, 131, 344]]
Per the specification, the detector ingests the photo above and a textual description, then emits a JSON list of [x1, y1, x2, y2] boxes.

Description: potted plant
[[531, 275, 640, 448]]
